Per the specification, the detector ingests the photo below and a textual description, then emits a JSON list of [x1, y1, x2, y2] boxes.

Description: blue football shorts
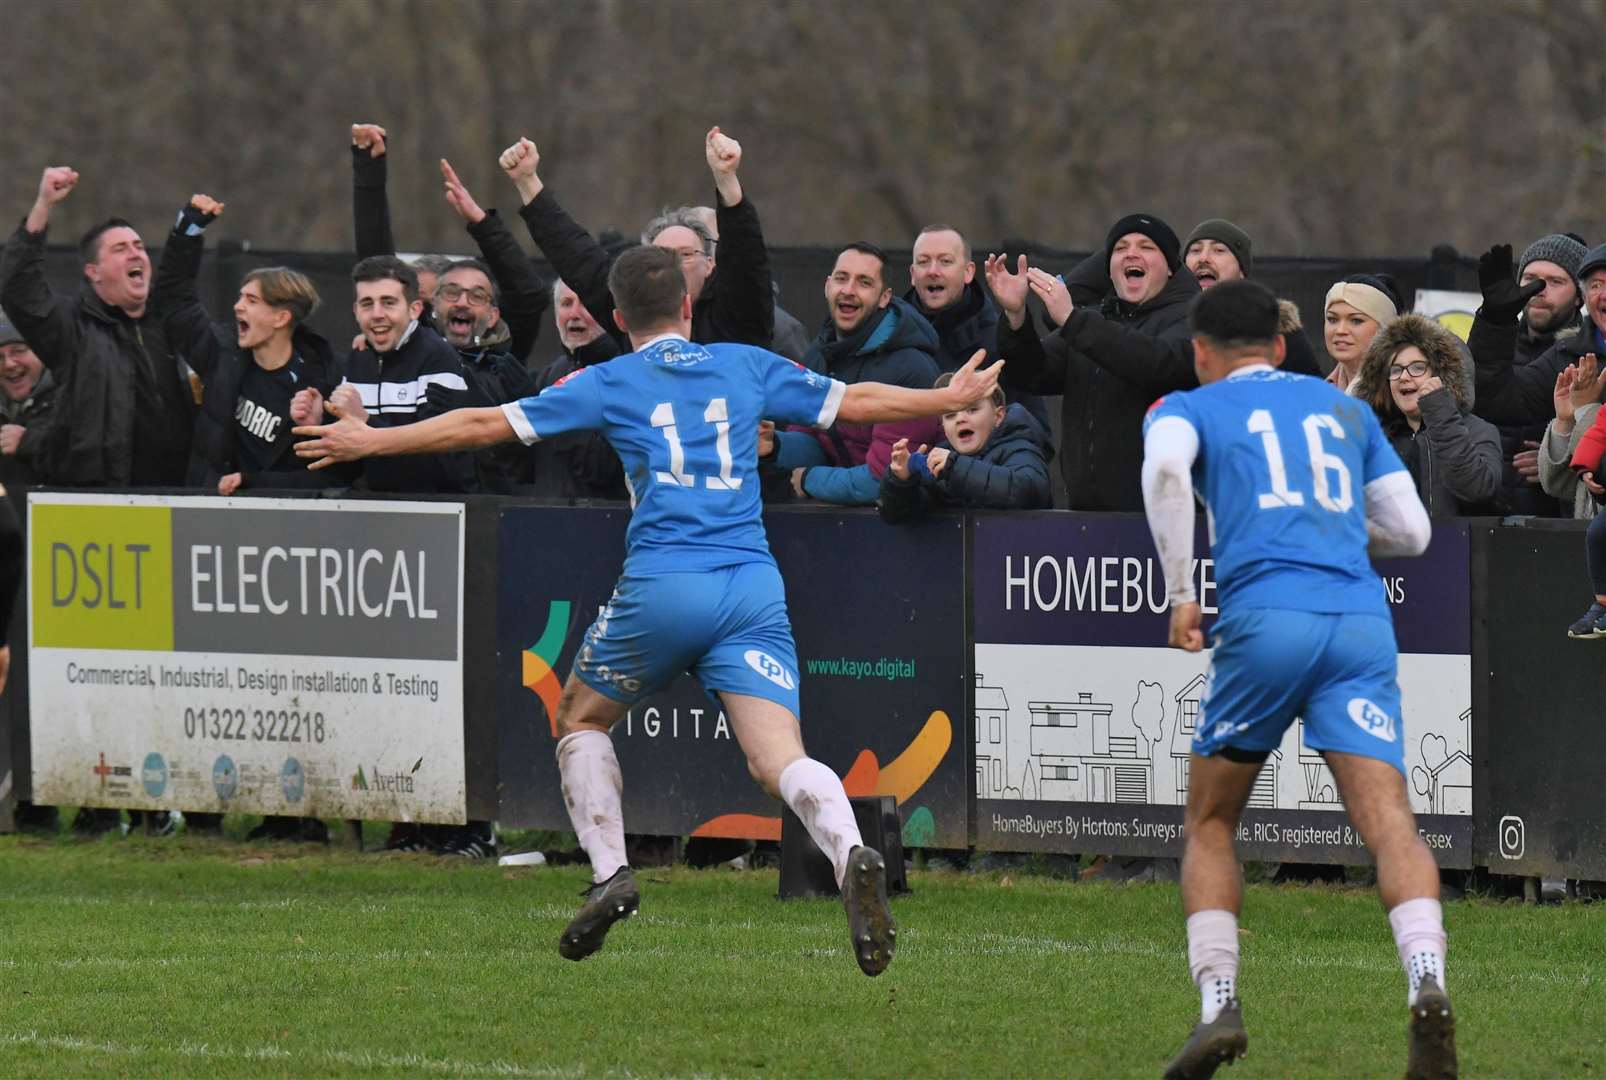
[[1194, 608, 1406, 775], [572, 561, 801, 715]]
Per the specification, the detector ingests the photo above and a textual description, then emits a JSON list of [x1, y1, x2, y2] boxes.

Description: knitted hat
[[1574, 243, 1606, 284], [0, 315, 22, 348], [1105, 213, 1181, 271], [1519, 233, 1587, 284], [1184, 218, 1253, 278]]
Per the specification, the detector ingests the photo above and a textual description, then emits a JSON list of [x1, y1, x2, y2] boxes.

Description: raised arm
[[836, 350, 1003, 425], [351, 122, 394, 258], [1, 167, 84, 373], [985, 254, 1069, 394], [501, 137, 619, 339], [704, 127, 774, 346], [153, 194, 227, 378], [442, 158, 547, 362]]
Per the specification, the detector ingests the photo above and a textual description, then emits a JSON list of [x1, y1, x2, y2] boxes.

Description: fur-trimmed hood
[[1353, 313, 1476, 415]]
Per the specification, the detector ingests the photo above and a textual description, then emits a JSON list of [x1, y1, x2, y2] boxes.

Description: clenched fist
[[189, 193, 225, 218], [705, 127, 741, 175], [35, 166, 78, 208], [499, 137, 540, 182], [351, 123, 388, 158], [289, 387, 324, 426]]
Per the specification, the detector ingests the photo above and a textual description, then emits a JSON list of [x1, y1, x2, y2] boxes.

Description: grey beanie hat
[[1184, 218, 1253, 278], [1518, 233, 1587, 284]]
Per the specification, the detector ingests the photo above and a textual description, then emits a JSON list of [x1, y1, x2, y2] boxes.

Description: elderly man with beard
[[0, 166, 194, 488], [1468, 235, 1589, 515]]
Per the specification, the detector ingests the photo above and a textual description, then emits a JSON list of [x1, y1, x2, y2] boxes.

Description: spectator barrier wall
[[6, 493, 1599, 876]]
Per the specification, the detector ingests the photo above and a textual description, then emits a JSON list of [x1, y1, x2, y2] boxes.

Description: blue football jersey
[[503, 335, 845, 574], [1144, 367, 1406, 617]]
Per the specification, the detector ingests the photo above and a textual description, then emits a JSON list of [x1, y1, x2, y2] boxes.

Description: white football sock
[[554, 729, 628, 883], [1388, 897, 1447, 1006], [777, 757, 863, 887], [1187, 909, 1240, 1023]]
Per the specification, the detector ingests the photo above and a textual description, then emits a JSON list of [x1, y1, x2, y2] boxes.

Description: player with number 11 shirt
[[293, 244, 1003, 978]]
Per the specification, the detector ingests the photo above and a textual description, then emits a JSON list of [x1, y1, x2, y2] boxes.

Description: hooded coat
[[1354, 314, 1502, 517], [877, 403, 1053, 522]]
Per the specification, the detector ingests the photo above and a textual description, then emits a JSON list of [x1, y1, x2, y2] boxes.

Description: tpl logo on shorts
[[1347, 697, 1396, 743], [745, 649, 796, 691]]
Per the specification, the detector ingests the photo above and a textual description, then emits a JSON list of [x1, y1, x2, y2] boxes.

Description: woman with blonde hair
[[1324, 273, 1401, 393]]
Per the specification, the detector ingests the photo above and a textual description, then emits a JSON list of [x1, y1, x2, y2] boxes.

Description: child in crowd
[[1564, 385, 1606, 637], [878, 373, 1052, 522]]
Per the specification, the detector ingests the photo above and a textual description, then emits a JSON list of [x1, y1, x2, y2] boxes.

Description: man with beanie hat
[[984, 213, 1197, 510], [1472, 234, 1595, 513], [1185, 218, 1322, 381], [0, 312, 58, 491], [1183, 219, 1253, 287]]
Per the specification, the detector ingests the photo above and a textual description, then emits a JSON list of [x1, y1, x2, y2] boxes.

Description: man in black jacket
[[905, 225, 999, 373], [153, 195, 343, 495], [0, 166, 194, 487], [987, 214, 1199, 511], [298, 256, 478, 495], [1468, 235, 1589, 514], [497, 127, 774, 351]]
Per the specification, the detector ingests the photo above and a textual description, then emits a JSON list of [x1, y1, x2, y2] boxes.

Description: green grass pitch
[[0, 830, 1600, 1078]]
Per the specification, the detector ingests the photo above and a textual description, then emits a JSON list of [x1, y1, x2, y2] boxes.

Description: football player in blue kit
[[296, 245, 1002, 977], [1140, 280, 1455, 1079]]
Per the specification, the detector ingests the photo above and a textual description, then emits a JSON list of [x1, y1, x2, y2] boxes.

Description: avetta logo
[[522, 601, 573, 737], [350, 764, 368, 791]]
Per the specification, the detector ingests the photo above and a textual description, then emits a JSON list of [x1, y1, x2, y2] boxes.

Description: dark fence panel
[[495, 505, 970, 847], [1475, 520, 1606, 879]]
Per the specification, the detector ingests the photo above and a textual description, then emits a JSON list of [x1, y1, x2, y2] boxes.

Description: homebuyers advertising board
[[27, 494, 466, 823]]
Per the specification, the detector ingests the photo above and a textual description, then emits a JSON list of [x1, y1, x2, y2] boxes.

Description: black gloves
[[1478, 243, 1545, 324], [420, 378, 492, 418]]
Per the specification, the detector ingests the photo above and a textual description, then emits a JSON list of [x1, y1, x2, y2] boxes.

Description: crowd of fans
[[4, 122, 1605, 850]]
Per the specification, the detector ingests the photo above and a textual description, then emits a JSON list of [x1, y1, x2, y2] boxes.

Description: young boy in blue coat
[[878, 373, 1052, 522]]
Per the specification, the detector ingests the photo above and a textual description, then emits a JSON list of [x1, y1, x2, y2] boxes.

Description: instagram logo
[[1497, 816, 1525, 861]]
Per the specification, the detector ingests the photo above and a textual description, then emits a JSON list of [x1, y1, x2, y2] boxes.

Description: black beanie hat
[[1105, 213, 1181, 272], [1184, 218, 1254, 278]]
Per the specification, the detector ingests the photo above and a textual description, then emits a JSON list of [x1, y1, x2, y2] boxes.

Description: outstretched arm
[[293, 403, 514, 468], [836, 350, 1003, 425]]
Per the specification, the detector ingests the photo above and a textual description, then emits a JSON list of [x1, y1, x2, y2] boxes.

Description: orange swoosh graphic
[[686, 710, 953, 838]]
